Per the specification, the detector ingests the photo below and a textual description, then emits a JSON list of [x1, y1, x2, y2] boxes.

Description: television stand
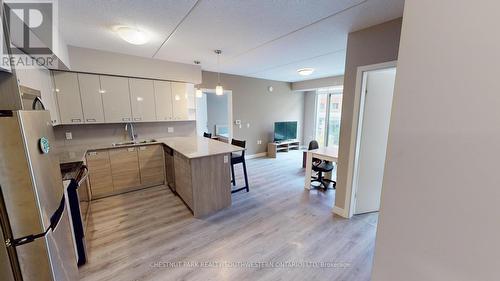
[[267, 140, 300, 158]]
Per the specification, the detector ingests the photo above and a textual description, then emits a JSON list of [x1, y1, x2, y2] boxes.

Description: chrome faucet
[[125, 123, 137, 142]]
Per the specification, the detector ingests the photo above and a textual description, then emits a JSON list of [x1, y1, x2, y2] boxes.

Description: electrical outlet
[[65, 132, 72, 140], [246, 123, 250, 128], [223, 155, 228, 163], [168, 127, 174, 133]]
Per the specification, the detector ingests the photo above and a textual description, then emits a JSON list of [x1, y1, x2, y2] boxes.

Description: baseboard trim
[[332, 206, 349, 218], [246, 152, 267, 159]]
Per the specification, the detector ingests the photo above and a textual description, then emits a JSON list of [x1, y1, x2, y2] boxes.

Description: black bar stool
[[230, 139, 249, 193]]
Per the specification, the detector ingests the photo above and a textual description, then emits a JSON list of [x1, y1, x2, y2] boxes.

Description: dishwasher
[[61, 162, 90, 266]]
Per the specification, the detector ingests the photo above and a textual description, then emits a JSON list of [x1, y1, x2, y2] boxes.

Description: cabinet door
[[86, 150, 113, 198], [45, 71, 61, 125], [129, 78, 156, 122], [100, 75, 132, 123], [53, 72, 84, 124], [171, 82, 189, 120], [78, 73, 105, 123], [174, 152, 193, 209], [138, 145, 165, 186], [153, 80, 173, 121], [109, 147, 140, 191]]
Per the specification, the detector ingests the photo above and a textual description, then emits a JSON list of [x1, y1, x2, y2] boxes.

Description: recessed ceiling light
[[297, 68, 314, 76], [115, 26, 150, 45]]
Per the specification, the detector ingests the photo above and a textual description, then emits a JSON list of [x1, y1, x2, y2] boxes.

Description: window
[[314, 87, 343, 147]]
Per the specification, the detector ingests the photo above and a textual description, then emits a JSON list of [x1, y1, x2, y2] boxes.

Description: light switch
[[168, 127, 174, 133], [246, 123, 250, 128], [65, 132, 72, 140]]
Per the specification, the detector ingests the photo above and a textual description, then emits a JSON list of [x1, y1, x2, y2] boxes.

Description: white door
[[354, 68, 396, 214], [129, 78, 157, 122], [78, 73, 105, 123], [100, 75, 132, 123], [196, 93, 208, 135]]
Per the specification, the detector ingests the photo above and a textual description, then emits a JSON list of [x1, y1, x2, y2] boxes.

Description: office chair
[[203, 132, 212, 138], [308, 140, 336, 191], [230, 139, 249, 193]]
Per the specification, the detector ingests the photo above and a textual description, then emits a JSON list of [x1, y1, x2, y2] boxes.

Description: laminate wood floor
[[79, 151, 378, 281]]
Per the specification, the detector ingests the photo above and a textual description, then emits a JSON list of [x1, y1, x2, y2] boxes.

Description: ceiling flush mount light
[[215, 50, 224, 96], [115, 26, 150, 45], [297, 68, 314, 76]]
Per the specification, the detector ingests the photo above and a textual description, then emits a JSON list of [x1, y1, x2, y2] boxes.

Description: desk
[[304, 147, 339, 190]]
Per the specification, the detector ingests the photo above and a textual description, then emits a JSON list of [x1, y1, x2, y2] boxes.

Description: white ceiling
[[60, 0, 405, 82]]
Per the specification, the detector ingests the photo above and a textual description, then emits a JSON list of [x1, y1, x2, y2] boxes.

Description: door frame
[[200, 88, 233, 141], [343, 61, 397, 218]]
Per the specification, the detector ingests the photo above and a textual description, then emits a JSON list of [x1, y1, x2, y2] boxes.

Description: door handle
[[71, 119, 81, 123]]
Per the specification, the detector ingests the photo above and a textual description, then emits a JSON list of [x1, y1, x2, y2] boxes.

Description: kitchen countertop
[[56, 136, 243, 164]]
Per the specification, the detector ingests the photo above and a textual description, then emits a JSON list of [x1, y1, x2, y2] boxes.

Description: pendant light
[[215, 50, 224, 96], [193, 60, 203, 98]]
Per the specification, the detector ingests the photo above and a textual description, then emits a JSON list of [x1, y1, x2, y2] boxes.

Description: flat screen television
[[274, 121, 297, 142]]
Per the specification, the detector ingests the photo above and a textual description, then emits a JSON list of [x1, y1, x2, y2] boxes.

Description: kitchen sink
[[112, 139, 158, 147]]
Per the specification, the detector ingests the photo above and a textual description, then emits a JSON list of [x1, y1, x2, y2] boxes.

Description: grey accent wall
[[292, 75, 344, 92], [200, 71, 304, 155], [206, 93, 228, 135], [53, 122, 196, 147], [335, 18, 402, 210]]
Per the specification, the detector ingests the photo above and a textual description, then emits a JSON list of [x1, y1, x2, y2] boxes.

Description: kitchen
[[0, 6, 243, 280]]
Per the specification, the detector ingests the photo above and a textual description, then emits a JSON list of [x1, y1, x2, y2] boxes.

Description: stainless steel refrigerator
[[0, 110, 78, 281]]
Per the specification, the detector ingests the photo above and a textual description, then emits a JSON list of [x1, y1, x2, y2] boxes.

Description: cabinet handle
[[127, 148, 135, 152], [86, 118, 96, 122], [71, 119, 81, 123], [122, 117, 131, 121], [88, 152, 97, 156], [140, 146, 147, 151], [134, 117, 142, 121]]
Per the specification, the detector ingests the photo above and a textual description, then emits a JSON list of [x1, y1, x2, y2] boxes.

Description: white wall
[[302, 91, 317, 146], [66, 46, 202, 84], [206, 93, 228, 135], [372, 1, 500, 281]]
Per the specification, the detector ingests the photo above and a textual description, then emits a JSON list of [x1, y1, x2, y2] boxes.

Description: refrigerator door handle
[[10, 197, 65, 247], [10, 231, 47, 247]]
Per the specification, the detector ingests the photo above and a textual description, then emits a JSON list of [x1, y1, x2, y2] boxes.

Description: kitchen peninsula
[[57, 136, 243, 218]]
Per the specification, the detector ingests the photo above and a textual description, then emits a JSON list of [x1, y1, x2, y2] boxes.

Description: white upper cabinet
[[153, 80, 173, 121], [172, 82, 194, 120], [129, 78, 156, 122], [100, 75, 132, 123], [78, 73, 105, 123], [42, 70, 61, 125], [53, 71, 85, 124]]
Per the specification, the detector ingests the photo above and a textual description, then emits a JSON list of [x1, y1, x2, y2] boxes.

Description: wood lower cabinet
[[109, 147, 141, 191], [86, 150, 113, 198], [86, 144, 165, 198], [138, 145, 165, 186], [174, 151, 193, 209]]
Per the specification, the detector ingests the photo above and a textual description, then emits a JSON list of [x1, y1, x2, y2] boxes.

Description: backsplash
[[53, 121, 196, 147]]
